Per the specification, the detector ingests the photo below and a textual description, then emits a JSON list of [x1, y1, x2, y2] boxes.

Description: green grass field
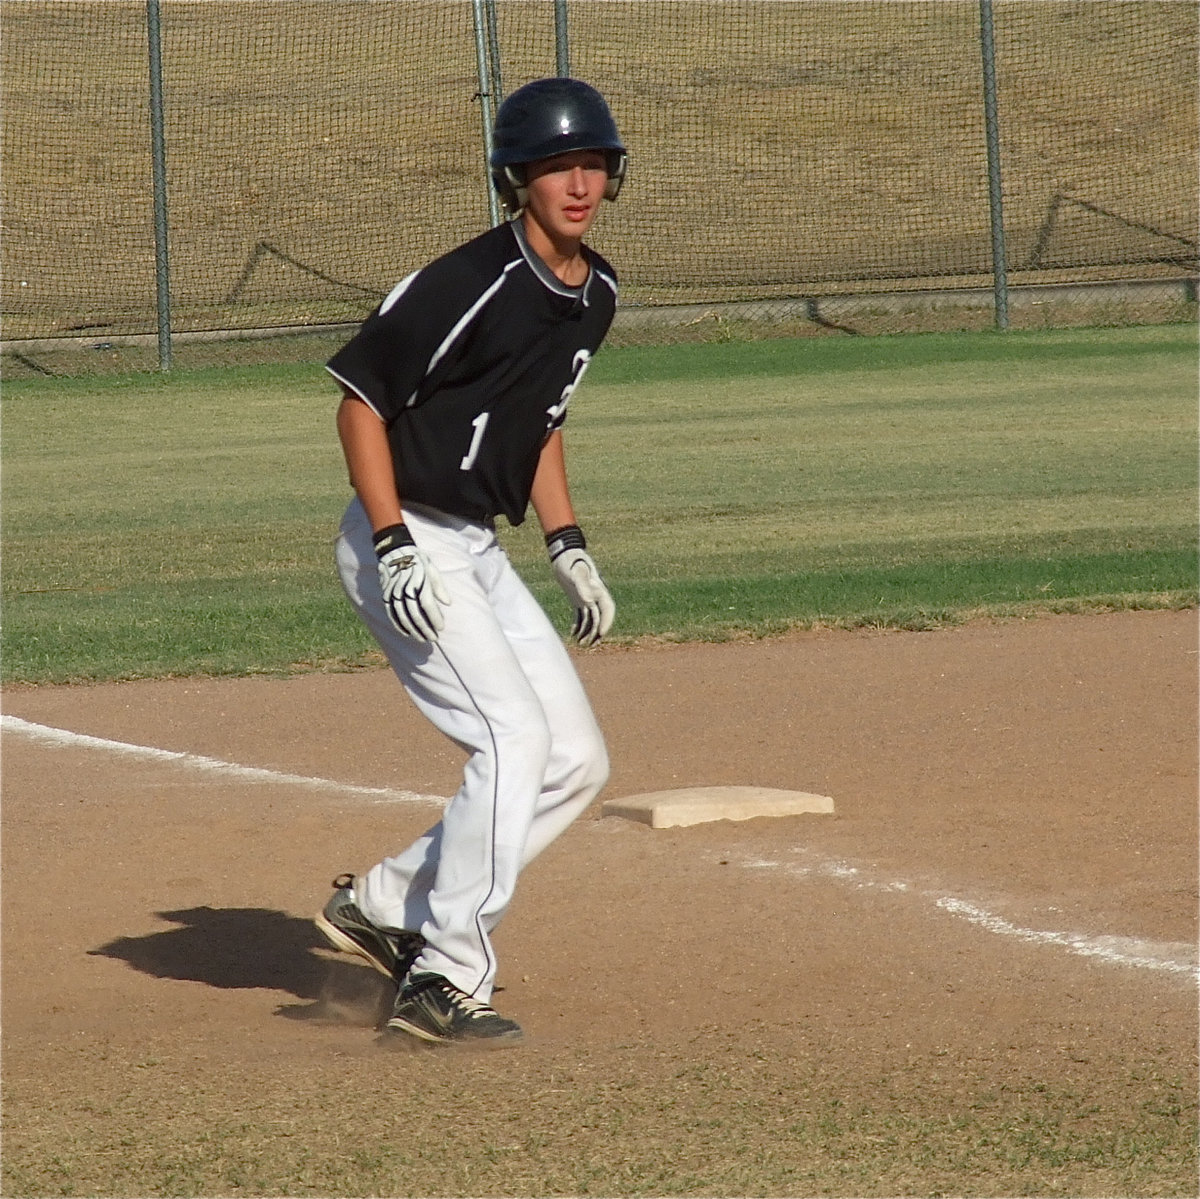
[[2, 325, 1195, 685]]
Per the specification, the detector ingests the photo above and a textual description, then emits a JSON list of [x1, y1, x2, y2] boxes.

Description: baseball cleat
[[314, 873, 425, 982], [384, 972, 523, 1046]]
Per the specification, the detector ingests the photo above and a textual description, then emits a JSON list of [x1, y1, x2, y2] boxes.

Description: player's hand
[[374, 524, 450, 642], [546, 525, 615, 647]]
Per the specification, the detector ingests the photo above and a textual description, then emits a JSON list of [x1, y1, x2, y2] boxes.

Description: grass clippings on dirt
[[3, 1028, 1195, 1197]]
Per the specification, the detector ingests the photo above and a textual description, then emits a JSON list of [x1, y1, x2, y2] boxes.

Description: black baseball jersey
[[327, 219, 617, 526]]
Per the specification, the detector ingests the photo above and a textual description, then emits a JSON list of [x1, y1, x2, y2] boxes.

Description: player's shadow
[[89, 906, 393, 1027]]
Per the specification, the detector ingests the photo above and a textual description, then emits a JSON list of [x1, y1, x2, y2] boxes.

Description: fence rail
[[2, 0, 1196, 372]]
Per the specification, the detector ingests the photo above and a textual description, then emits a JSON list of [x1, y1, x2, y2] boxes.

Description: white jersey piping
[[325, 364, 384, 419], [380, 269, 421, 315], [406, 259, 524, 408]]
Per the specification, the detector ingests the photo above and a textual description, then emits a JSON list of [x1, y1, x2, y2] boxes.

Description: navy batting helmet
[[490, 78, 627, 214]]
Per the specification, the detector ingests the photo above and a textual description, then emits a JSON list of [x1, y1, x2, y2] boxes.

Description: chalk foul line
[[6, 714, 1193, 981], [935, 895, 1196, 977], [741, 854, 1198, 982], [1, 715, 444, 806]]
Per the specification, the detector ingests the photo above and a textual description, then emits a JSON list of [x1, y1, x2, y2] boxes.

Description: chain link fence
[[2, 0, 1195, 376]]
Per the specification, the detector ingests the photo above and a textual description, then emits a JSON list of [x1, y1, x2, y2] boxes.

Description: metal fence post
[[555, 0, 570, 76], [472, 0, 501, 226], [979, 0, 1009, 330], [146, 0, 172, 368], [484, 0, 503, 105]]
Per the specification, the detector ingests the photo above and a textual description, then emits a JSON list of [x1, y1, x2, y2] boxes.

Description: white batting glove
[[546, 525, 615, 647], [373, 524, 450, 642]]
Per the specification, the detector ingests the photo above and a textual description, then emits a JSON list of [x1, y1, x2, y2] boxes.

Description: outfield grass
[[2, 325, 1195, 684]]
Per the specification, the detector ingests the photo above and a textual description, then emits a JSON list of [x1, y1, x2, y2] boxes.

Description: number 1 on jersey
[[460, 411, 490, 471]]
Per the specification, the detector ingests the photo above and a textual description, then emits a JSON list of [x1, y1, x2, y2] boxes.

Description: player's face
[[522, 149, 609, 243]]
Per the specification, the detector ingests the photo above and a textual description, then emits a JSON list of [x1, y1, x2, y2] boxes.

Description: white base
[[601, 785, 835, 829]]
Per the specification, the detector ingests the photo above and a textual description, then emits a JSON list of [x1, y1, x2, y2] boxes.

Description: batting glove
[[374, 524, 450, 643], [546, 525, 615, 647]]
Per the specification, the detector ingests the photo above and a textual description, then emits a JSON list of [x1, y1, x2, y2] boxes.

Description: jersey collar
[[508, 218, 593, 306]]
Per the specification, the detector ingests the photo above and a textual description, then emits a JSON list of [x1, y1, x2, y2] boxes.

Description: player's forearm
[[336, 395, 406, 532], [530, 431, 578, 534]]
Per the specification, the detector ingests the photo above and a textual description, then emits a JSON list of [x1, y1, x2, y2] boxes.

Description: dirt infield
[[2, 610, 1197, 1196]]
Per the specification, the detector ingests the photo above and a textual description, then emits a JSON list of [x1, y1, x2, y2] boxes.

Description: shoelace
[[440, 984, 497, 1020]]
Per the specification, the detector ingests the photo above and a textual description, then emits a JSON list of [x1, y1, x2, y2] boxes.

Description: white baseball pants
[[335, 498, 609, 1001]]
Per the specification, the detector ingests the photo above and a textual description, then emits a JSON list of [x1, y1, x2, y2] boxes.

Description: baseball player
[[314, 78, 626, 1046]]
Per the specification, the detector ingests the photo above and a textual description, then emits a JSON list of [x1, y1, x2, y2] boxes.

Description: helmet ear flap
[[495, 164, 528, 215], [603, 151, 628, 201]]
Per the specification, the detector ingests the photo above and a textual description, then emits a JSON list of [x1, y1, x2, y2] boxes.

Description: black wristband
[[545, 524, 586, 561], [373, 523, 416, 558]]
